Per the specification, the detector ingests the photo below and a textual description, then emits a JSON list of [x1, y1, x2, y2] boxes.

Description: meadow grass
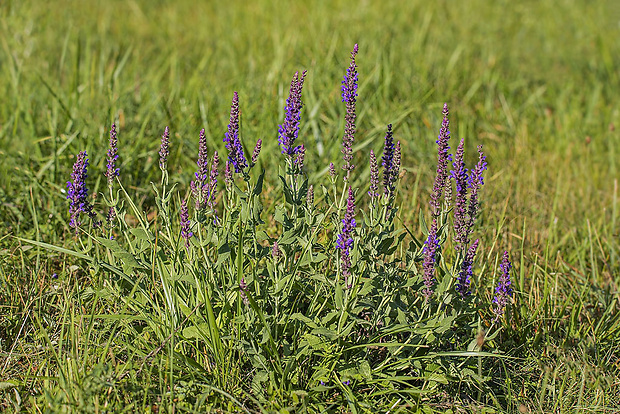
[[0, 0, 619, 412]]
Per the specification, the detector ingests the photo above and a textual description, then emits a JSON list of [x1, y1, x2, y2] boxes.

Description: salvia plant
[[26, 44, 517, 410]]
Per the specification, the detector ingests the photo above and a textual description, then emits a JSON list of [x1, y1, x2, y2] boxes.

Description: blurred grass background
[[1, 0, 619, 411]]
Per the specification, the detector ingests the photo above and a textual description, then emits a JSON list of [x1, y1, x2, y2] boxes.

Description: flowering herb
[[224, 92, 248, 173], [307, 184, 314, 209], [104, 124, 120, 187], [336, 187, 356, 287], [329, 162, 336, 179], [251, 139, 262, 166], [159, 126, 170, 171], [295, 144, 306, 170], [368, 150, 379, 201], [180, 199, 192, 249], [341, 44, 358, 179], [191, 129, 210, 210], [224, 160, 233, 189], [430, 103, 452, 216], [382, 124, 396, 198], [456, 238, 479, 296], [67, 151, 98, 233], [278, 70, 307, 157], [467, 145, 487, 230], [493, 251, 513, 319], [272, 241, 282, 261], [452, 138, 469, 251]]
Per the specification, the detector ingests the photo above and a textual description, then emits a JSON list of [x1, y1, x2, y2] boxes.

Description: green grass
[[1, 0, 619, 412]]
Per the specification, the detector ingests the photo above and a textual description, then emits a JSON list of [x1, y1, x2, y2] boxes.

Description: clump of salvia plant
[[30, 43, 517, 410]]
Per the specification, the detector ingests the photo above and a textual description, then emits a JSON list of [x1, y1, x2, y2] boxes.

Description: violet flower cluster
[[105, 124, 120, 187], [67, 151, 98, 233], [224, 92, 248, 173], [180, 199, 192, 249], [336, 187, 356, 286], [381, 124, 401, 204], [422, 218, 439, 299], [430, 103, 452, 216], [493, 251, 513, 319], [368, 150, 379, 200], [278, 70, 307, 157], [159, 126, 170, 171], [191, 129, 210, 209], [452, 139, 487, 296], [341, 44, 358, 179]]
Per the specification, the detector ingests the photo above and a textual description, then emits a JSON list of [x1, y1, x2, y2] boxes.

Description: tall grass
[[1, 0, 619, 412]]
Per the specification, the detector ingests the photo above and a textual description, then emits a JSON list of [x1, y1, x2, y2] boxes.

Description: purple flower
[[239, 277, 249, 305], [180, 199, 192, 249], [224, 92, 248, 173], [191, 129, 210, 210], [272, 241, 282, 261], [251, 139, 262, 165], [52, 273, 58, 279], [278, 70, 307, 157], [493, 251, 513, 319], [342, 380, 351, 386], [452, 138, 469, 251], [430, 103, 452, 216], [467, 145, 487, 231], [224, 160, 233, 189], [295, 144, 305, 170], [456, 239, 479, 296], [382, 124, 396, 197], [336, 187, 356, 286], [159, 126, 170, 171], [341, 44, 359, 179], [67, 151, 98, 233], [368, 150, 379, 200], [329, 162, 336, 179], [104, 124, 119, 187], [307, 184, 314, 208], [422, 218, 439, 298]]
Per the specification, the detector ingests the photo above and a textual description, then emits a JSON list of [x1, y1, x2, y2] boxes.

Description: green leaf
[[253, 169, 265, 196]]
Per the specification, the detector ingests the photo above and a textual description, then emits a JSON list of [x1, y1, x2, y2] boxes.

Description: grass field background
[[1, 0, 619, 411]]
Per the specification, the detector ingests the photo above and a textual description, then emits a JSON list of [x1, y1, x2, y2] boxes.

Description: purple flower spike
[[467, 145, 487, 230], [224, 92, 248, 173], [159, 126, 170, 171], [224, 160, 233, 188], [252, 139, 262, 165], [272, 241, 282, 261], [329, 162, 336, 179], [452, 138, 469, 251], [307, 184, 314, 208], [430, 104, 452, 216], [105, 124, 120, 187], [456, 239, 479, 296], [422, 218, 439, 299], [493, 251, 513, 320], [382, 124, 395, 197], [295, 144, 306, 170], [67, 151, 98, 233], [191, 129, 210, 210], [336, 187, 356, 287], [368, 150, 379, 199], [180, 199, 192, 249], [341, 44, 359, 179], [279, 70, 308, 157]]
